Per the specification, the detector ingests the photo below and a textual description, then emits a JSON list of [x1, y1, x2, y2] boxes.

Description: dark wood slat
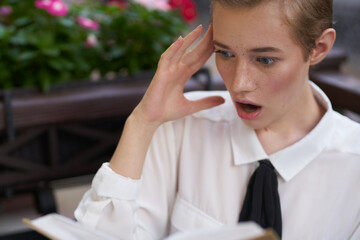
[[0, 156, 48, 172], [62, 140, 116, 167], [0, 77, 208, 132], [0, 127, 46, 155], [48, 127, 59, 167], [0, 162, 102, 187], [311, 71, 360, 113], [60, 124, 115, 141]]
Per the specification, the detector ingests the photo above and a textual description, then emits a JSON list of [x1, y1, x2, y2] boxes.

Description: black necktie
[[239, 159, 282, 238]]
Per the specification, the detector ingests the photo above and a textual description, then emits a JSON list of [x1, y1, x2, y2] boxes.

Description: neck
[[256, 82, 326, 155]]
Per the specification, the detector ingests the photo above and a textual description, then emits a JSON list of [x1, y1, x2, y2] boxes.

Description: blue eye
[[258, 57, 275, 65], [215, 50, 234, 58]]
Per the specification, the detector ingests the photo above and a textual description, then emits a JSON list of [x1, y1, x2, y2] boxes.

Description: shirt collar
[[230, 81, 334, 182]]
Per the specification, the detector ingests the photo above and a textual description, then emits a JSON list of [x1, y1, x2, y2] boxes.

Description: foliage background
[[0, 0, 191, 91]]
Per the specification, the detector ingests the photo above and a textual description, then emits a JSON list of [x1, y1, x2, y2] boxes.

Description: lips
[[235, 99, 262, 120], [240, 103, 261, 113]]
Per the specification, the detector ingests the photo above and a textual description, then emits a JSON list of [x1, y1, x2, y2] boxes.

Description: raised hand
[[133, 24, 225, 127], [109, 25, 224, 179]]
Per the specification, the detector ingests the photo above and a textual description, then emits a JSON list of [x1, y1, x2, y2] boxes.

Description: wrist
[[108, 109, 160, 179], [129, 105, 162, 132]]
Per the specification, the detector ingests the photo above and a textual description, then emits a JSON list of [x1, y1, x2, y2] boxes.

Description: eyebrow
[[213, 40, 231, 50], [213, 40, 283, 53], [250, 47, 283, 53]]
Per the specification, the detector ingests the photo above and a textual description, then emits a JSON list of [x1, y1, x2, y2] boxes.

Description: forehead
[[212, 2, 298, 52]]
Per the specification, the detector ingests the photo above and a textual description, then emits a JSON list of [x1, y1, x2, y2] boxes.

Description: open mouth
[[239, 103, 262, 113], [236, 101, 262, 120]]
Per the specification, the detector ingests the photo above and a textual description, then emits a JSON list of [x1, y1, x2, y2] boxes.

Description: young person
[[75, 0, 360, 239]]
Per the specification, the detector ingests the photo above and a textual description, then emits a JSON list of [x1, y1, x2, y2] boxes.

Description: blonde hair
[[210, 0, 333, 60]]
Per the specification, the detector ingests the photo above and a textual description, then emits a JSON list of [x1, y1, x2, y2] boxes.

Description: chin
[[240, 118, 266, 130]]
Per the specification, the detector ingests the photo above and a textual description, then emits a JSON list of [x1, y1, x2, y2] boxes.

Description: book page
[[23, 213, 118, 240], [24, 214, 278, 240], [165, 222, 279, 240]]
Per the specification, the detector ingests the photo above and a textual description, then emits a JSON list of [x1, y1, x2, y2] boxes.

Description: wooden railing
[[0, 69, 214, 214]]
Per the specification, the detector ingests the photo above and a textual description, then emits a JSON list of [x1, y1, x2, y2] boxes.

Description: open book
[[23, 214, 118, 240], [23, 213, 279, 240]]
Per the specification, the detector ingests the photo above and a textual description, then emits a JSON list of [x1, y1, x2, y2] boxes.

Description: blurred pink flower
[[35, 0, 68, 17], [47, 0, 68, 17], [35, 0, 53, 9], [85, 34, 98, 48], [107, 0, 129, 8], [77, 16, 100, 30], [0, 6, 13, 16], [134, 0, 170, 11], [169, 0, 197, 23]]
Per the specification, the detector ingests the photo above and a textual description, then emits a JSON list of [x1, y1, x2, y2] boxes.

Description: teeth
[[241, 103, 260, 113]]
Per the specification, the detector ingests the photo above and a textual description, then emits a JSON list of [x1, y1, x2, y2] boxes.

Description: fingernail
[[176, 36, 183, 44], [192, 25, 202, 32]]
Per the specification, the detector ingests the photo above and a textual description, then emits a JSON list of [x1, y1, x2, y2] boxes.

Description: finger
[[182, 25, 214, 68], [186, 96, 225, 115], [171, 25, 204, 63], [159, 36, 184, 64], [194, 24, 213, 52], [195, 24, 214, 57], [184, 43, 214, 73]]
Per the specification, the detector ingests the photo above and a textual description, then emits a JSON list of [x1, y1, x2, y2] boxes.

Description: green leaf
[[10, 31, 28, 45], [16, 51, 37, 61], [59, 18, 75, 28], [37, 31, 55, 48], [13, 17, 32, 27], [41, 47, 60, 57], [48, 58, 74, 70], [110, 46, 125, 58], [0, 25, 6, 39], [26, 33, 40, 45], [39, 69, 52, 92], [58, 71, 72, 83]]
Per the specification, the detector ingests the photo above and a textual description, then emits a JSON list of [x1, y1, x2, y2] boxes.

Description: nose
[[231, 60, 256, 93]]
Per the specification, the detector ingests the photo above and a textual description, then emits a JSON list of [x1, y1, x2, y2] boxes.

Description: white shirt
[[75, 82, 360, 240]]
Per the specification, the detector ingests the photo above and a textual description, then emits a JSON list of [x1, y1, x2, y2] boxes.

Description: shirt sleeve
[[74, 121, 180, 240]]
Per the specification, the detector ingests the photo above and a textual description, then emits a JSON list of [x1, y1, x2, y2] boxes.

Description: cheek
[[266, 72, 293, 93], [264, 63, 307, 106], [266, 75, 292, 111]]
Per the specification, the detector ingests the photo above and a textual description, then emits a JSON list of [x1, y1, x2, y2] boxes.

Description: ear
[[309, 28, 336, 65]]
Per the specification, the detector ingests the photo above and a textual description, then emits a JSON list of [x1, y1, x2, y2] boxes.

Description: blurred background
[[332, 0, 360, 79], [0, 0, 359, 239]]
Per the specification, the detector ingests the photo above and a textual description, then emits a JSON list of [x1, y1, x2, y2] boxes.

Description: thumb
[[187, 96, 225, 115]]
